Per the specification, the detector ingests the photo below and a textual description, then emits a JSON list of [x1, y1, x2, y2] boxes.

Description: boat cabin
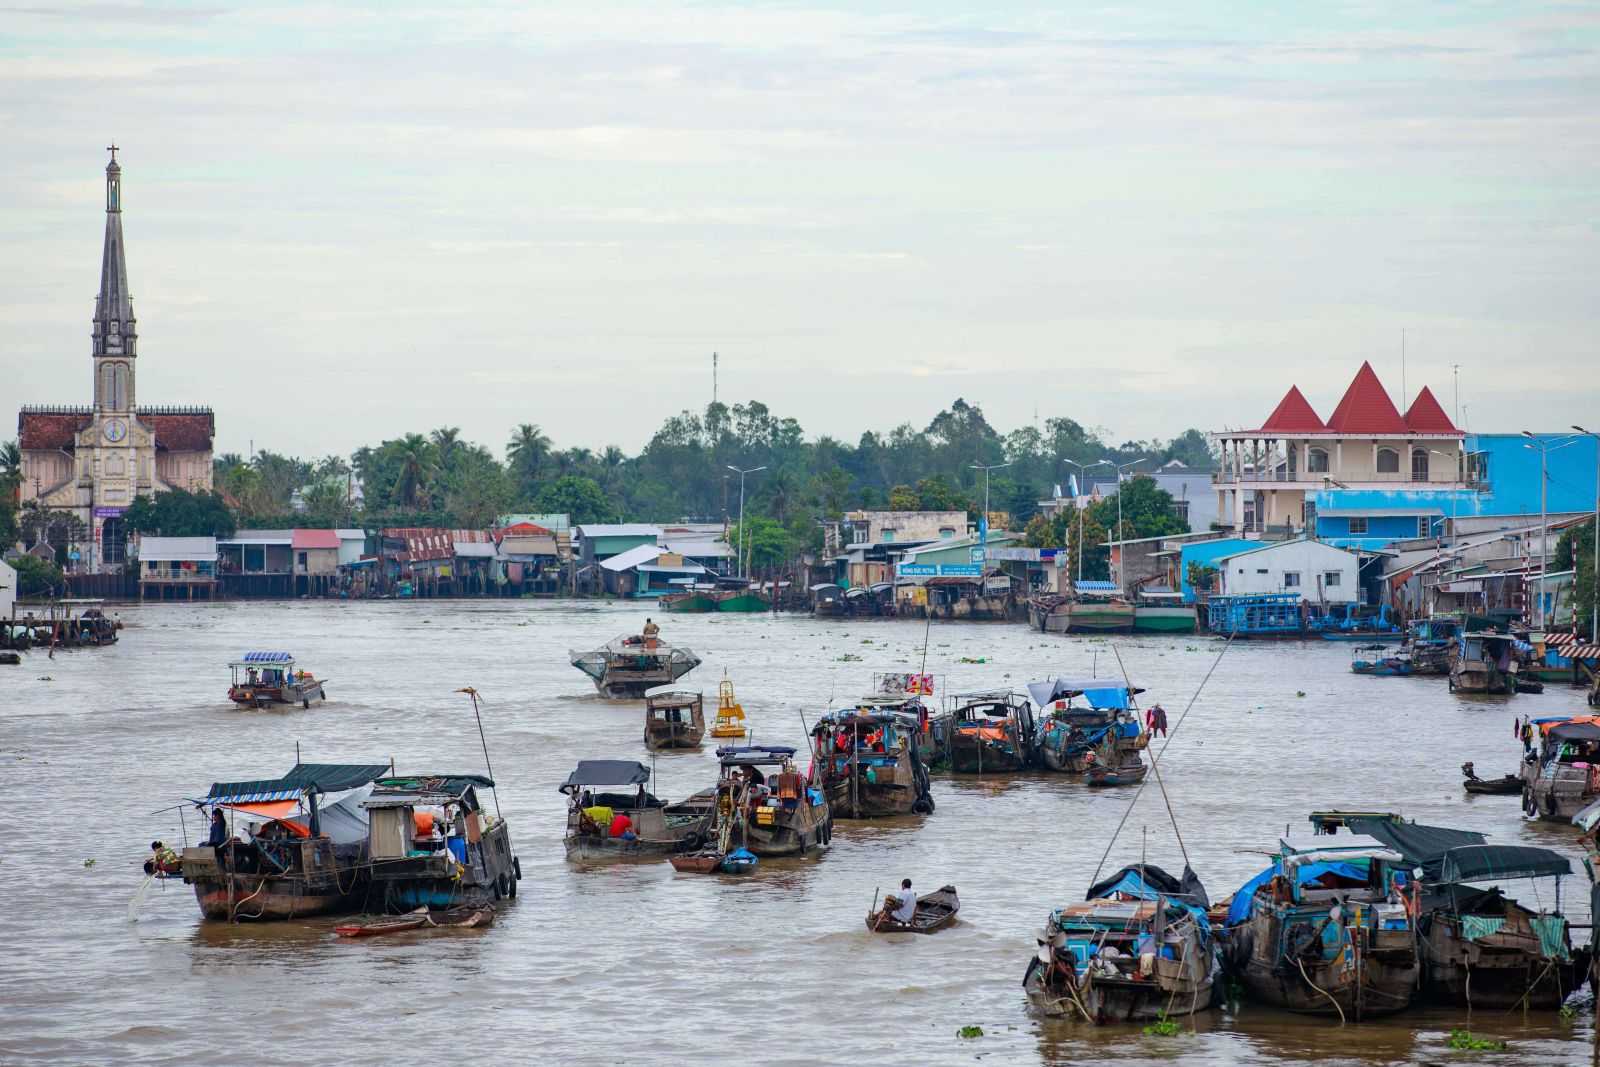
[[559, 759, 706, 858], [1525, 716, 1600, 820], [949, 690, 1037, 772], [708, 745, 831, 855], [363, 773, 518, 910], [644, 687, 705, 749], [227, 650, 326, 709]]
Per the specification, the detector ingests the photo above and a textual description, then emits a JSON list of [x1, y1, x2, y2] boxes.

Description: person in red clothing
[[608, 812, 635, 840]]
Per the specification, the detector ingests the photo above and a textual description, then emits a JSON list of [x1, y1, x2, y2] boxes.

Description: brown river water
[[1, 600, 1592, 1065]]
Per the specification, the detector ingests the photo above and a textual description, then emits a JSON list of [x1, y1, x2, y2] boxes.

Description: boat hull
[[1420, 921, 1585, 1009], [1064, 604, 1135, 633], [228, 680, 327, 710], [1132, 606, 1197, 633], [716, 592, 770, 613], [1028, 600, 1070, 633], [949, 740, 1028, 774], [1025, 969, 1214, 1021], [182, 841, 364, 922], [660, 592, 718, 613], [1227, 910, 1418, 1018]]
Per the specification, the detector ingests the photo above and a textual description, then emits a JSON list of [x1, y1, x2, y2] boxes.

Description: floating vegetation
[[837, 653, 863, 662], [958, 657, 986, 664], [956, 1025, 983, 1039], [1142, 1012, 1183, 1037], [83, 858, 96, 869], [1447, 1030, 1507, 1051]]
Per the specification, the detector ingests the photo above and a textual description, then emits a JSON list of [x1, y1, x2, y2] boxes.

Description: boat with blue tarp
[[1028, 677, 1147, 775], [1350, 645, 1413, 677], [809, 710, 935, 818], [178, 761, 388, 921], [1312, 603, 1402, 641], [1222, 833, 1419, 1018], [227, 651, 327, 709], [361, 774, 520, 911], [1024, 863, 1215, 1021]]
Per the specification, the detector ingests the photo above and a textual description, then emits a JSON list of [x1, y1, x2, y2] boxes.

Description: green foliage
[[887, 484, 921, 511], [124, 489, 236, 538], [1556, 519, 1597, 637], [0, 439, 20, 549], [535, 476, 615, 525], [1186, 561, 1219, 594], [1090, 474, 1186, 542], [728, 516, 793, 571], [1142, 1012, 1183, 1037], [1447, 1029, 1506, 1051], [955, 1025, 983, 1039], [11, 554, 65, 597]]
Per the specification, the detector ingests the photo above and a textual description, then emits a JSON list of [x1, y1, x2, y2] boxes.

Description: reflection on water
[[4, 600, 1594, 1065]]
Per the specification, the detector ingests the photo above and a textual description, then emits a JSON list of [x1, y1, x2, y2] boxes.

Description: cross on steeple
[[107, 143, 119, 163]]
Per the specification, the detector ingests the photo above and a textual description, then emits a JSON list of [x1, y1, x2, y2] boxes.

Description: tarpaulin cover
[[1344, 818, 1487, 881], [559, 760, 650, 793], [1087, 863, 1210, 910], [1026, 676, 1141, 710], [1439, 844, 1572, 884], [206, 763, 391, 803], [1547, 722, 1600, 743], [1225, 861, 1366, 926], [376, 774, 494, 799]]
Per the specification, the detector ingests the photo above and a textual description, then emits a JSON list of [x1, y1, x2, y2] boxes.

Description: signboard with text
[[897, 563, 982, 578], [92, 506, 126, 519]]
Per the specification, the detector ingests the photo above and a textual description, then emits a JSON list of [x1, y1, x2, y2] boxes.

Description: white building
[[0, 559, 16, 619], [1212, 538, 1361, 604]]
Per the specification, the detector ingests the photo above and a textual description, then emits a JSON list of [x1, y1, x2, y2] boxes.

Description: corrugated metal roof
[[291, 529, 341, 550], [578, 524, 662, 538], [600, 544, 663, 571], [138, 536, 217, 561], [453, 542, 497, 557]]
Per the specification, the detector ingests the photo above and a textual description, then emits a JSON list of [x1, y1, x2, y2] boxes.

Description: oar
[[869, 887, 882, 930]]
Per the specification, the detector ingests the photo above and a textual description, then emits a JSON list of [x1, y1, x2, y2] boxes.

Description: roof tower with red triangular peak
[[1324, 361, 1409, 434], [1252, 385, 1327, 434], [1402, 386, 1460, 434]]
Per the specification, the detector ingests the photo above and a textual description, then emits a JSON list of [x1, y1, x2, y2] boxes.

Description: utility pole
[[727, 465, 764, 576], [1574, 425, 1600, 640], [1099, 456, 1147, 589], [969, 462, 1011, 553], [1522, 432, 1579, 629], [713, 352, 718, 406]]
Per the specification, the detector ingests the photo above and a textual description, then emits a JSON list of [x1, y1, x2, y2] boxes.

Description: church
[[17, 149, 216, 571]]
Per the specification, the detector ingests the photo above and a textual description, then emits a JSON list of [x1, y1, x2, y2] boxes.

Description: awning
[[1343, 818, 1487, 881], [1546, 721, 1600, 743], [205, 762, 391, 803], [559, 760, 650, 793], [1440, 845, 1572, 884], [1025, 677, 1142, 709]]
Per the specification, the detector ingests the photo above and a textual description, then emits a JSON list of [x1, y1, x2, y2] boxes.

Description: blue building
[[1177, 537, 1256, 601]]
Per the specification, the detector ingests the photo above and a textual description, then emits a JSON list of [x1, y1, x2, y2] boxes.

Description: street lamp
[[969, 462, 1012, 552], [726, 464, 765, 577], [1521, 432, 1578, 629], [1573, 425, 1600, 641], [1059, 459, 1103, 583], [1428, 449, 1457, 547], [1098, 456, 1147, 589]]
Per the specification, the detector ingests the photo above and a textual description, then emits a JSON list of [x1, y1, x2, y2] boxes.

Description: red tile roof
[[496, 522, 553, 538], [1325, 361, 1409, 434], [291, 529, 341, 550], [141, 412, 214, 452], [1402, 386, 1460, 434], [1252, 385, 1326, 434], [19, 411, 91, 450]]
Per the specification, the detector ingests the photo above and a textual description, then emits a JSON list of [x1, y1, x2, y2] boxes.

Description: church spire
[[93, 145, 136, 411]]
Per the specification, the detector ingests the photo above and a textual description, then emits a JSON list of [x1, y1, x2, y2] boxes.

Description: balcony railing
[[1212, 470, 1480, 487]]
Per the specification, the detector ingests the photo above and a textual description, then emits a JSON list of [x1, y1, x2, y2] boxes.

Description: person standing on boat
[[205, 808, 229, 856], [642, 617, 660, 650]]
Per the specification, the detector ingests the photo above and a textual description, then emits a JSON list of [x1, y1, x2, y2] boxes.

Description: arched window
[[1376, 448, 1400, 474], [1287, 445, 1298, 474], [1411, 448, 1429, 482], [113, 364, 128, 409], [1306, 448, 1329, 473], [100, 363, 115, 408]]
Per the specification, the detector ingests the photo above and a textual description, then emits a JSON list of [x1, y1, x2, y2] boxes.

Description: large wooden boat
[[1222, 834, 1419, 1019], [866, 885, 960, 933], [809, 711, 934, 818], [716, 588, 771, 613], [560, 760, 709, 860], [1449, 632, 1518, 694], [1418, 845, 1586, 1009], [693, 746, 832, 857], [227, 651, 327, 709], [570, 632, 701, 698], [362, 774, 520, 911], [644, 687, 705, 749], [1132, 600, 1197, 633], [949, 690, 1037, 773], [858, 673, 951, 767], [1024, 864, 1215, 1021], [1029, 677, 1146, 774], [1523, 715, 1600, 821], [659, 588, 718, 613], [179, 761, 390, 922], [1063, 588, 1135, 633], [1027, 595, 1070, 633]]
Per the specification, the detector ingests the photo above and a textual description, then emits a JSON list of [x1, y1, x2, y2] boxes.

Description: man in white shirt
[[891, 879, 917, 923]]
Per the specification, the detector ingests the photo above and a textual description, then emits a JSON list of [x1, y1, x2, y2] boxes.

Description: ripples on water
[[1, 601, 1592, 1065]]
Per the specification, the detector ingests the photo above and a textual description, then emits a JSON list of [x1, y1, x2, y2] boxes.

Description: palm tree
[[430, 427, 462, 471], [0, 439, 21, 493], [763, 467, 798, 524], [506, 423, 551, 488], [600, 445, 627, 487], [392, 433, 435, 510]]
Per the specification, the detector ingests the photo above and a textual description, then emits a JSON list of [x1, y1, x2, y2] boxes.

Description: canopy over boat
[[1338, 818, 1487, 882], [1573, 796, 1600, 833], [1026, 677, 1143, 709], [230, 650, 297, 668], [1278, 834, 1404, 870], [194, 762, 388, 844], [716, 745, 796, 765], [1086, 863, 1210, 911], [364, 774, 495, 808], [645, 686, 702, 703], [1440, 844, 1572, 884], [559, 760, 651, 794], [203, 762, 390, 804], [1536, 717, 1600, 742]]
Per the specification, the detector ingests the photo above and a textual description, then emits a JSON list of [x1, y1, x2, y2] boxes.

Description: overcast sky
[[3, 2, 1596, 459]]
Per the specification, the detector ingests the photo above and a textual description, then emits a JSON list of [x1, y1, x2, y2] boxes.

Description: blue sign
[[940, 564, 982, 577], [895, 563, 983, 578], [969, 547, 985, 563], [898, 564, 937, 577]]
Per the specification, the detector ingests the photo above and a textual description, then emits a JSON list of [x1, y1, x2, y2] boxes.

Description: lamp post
[[1098, 456, 1147, 589], [726, 464, 765, 578], [1060, 459, 1101, 583], [1521, 433, 1578, 629], [1428, 449, 1456, 548], [1574, 425, 1600, 640], [969, 462, 1012, 553]]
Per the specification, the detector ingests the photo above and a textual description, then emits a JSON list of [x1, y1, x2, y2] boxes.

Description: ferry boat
[[1223, 834, 1419, 1018], [1028, 677, 1146, 774], [644, 687, 705, 749], [1024, 864, 1215, 1021], [570, 632, 701, 698], [362, 773, 520, 910], [227, 651, 327, 709], [809, 710, 935, 818], [560, 759, 709, 861], [691, 746, 832, 856], [949, 690, 1037, 773], [178, 761, 389, 921]]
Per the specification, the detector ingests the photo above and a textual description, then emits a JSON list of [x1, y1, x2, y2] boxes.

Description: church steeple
[[93, 144, 136, 412]]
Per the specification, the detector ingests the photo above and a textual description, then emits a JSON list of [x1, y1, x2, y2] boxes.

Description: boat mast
[[455, 686, 501, 819]]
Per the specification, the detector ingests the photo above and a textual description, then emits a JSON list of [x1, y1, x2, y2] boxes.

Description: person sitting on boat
[[144, 840, 181, 876], [608, 812, 635, 840], [881, 879, 916, 925]]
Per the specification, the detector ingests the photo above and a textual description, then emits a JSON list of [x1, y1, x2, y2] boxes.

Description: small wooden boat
[[431, 903, 496, 929], [644, 687, 705, 750], [1515, 677, 1545, 694], [669, 849, 724, 873], [720, 848, 759, 874], [1461, 762, 1521, 796], [1085, 757, 1147, 787], [866, 885, 960, 934], [227, 651, 328, 709], [336, 907, 430, 937]]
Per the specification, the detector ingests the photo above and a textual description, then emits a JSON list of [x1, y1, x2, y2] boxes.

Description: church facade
[[17, 150, 215, 571]]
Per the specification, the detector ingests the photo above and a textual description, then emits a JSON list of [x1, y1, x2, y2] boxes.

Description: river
[[1, 600, 1591, 1065]]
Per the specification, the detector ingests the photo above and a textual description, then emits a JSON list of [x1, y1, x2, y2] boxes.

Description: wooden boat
[[1515, 677, 1546, 694], [716, 588, 771, 613], [1418, 846, 1587, 1009], [227, 651, 327, 709], [709, 677, 749, 740], [810, 711, 934, 818], [1132, 602, 1197, 634], [811, 583, 846, 616], [949, 690, 1037, 774], [1025, 864, 1214, 1021], [180, 761, 390, 921], [362, 773, 520, 911], [1351, 645, 1413, 677], [335, 903, 496, 937], [1524, 715, 1600, 821], [561, 760, 709, 860], [1029, 677, 1146, 775], [855, 685, 952, 769], [570, 633, 701, 698], [1063, 595, 1135, 634], [1461, 762, 1521, 796], [866, 884, 959, 933], [1449, 632, 1518, 694], [1028, 595, 1071, 633], [692, 746, 832, 857], [1084, 756, 1148, 787], [644, 687, 704, 750], [659, 588, 718, 613], [1222, 834, 1419, 1018], [669, 850, 723, 873]]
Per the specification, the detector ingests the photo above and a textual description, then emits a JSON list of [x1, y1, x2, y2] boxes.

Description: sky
[[2, 1, 1597, 460]]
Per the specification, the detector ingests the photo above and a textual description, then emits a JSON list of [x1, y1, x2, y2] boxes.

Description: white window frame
[[1324, 571, 1342, 587], [1348, 517, 1368, 536], [1283, 571, 1300, 588]]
